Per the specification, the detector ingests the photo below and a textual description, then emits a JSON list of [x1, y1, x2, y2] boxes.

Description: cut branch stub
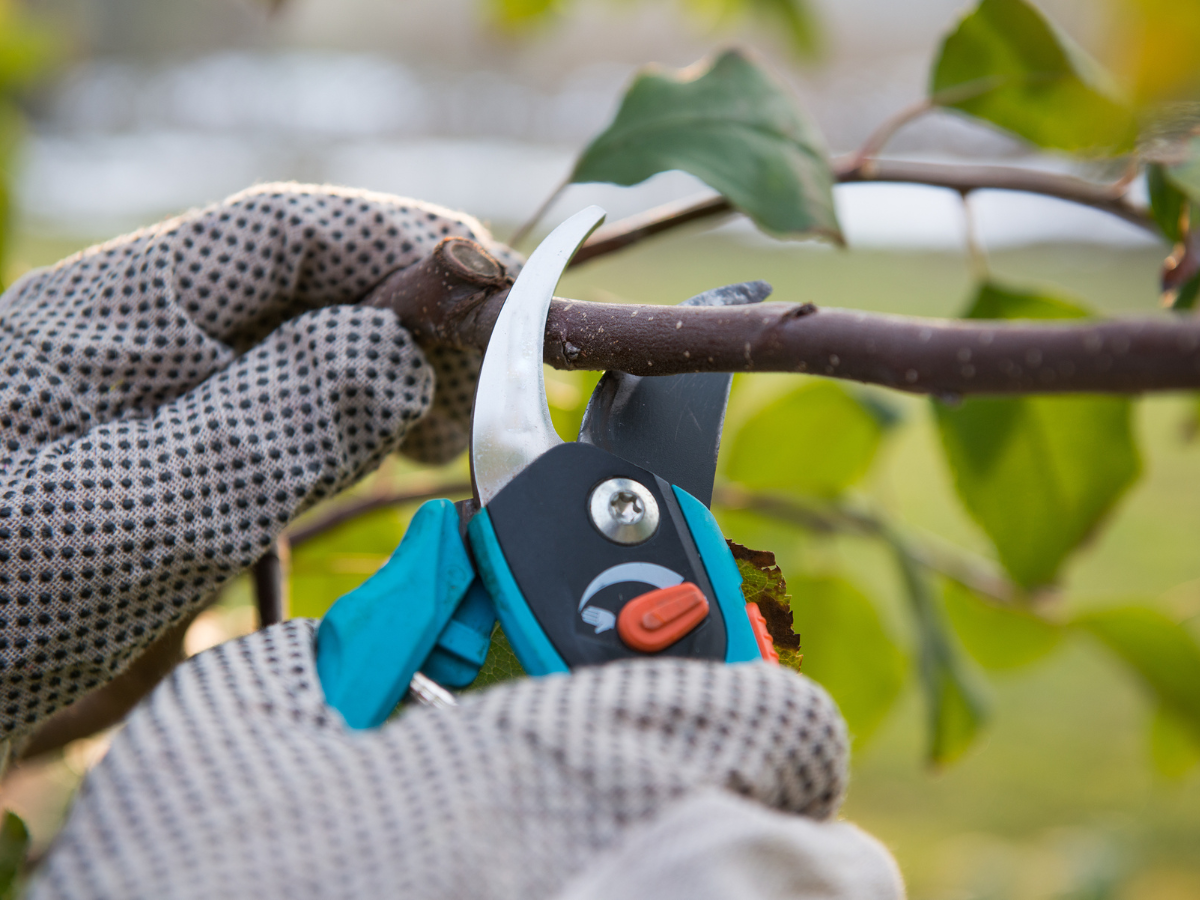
[[364, 237, 512, 345]]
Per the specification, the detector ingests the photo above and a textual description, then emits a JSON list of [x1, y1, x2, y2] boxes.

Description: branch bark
[[400, 280, 1200, 395]]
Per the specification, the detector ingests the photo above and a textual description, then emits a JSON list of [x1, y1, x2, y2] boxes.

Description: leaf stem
[[844, 98, 934, 174], [509, 177, 570, 249]]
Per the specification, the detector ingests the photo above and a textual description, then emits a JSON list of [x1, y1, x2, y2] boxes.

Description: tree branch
[[570, 158, 1155, 268]]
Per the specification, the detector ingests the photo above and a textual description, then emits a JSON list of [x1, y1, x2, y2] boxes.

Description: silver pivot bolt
[[588, 478, 660, 545]]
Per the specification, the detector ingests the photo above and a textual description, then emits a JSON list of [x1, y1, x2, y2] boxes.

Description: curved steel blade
[[471, 206, 606, 507]]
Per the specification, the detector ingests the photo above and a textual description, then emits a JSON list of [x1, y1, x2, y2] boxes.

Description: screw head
[[588, 477, 660, 545]]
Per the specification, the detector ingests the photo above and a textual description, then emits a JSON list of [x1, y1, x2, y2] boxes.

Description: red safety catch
[[617, 583, 710, 653]]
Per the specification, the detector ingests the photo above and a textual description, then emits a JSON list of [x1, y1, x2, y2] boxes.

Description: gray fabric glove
[[0, 185, 516, 740], [27, 621, 903, 900]]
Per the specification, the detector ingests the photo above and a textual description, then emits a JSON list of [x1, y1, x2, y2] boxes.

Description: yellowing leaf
[[572, 50, 840, 240]]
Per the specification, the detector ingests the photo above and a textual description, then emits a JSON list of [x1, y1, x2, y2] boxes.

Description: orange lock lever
[[617, 583, 710, 653]]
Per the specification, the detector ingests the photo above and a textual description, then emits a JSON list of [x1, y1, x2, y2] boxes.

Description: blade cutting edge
[[470, 206, 606, 507]]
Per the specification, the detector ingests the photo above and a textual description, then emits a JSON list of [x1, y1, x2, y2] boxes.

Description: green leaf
[[571, 49, 840, 240], [725, 381, 884, 497], [467, 625, 526, 690], [941, 580, 1063, 671], [894, 545, 988, 766], [289, 506, 412, 618], [930, 0, 1136, 154], [0, 811, 28, 900], [1074, 605, 1200, 744], [935, 284, 1140, 588], [964, 280, 1089, 321], [1148, 704, 1200, 781], [936, 396, 1139, 588], [788, 575, 906, 746], [1147, 163, 1189, 244]]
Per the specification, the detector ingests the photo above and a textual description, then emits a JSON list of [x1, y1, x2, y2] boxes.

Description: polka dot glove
[[28, 621, 904, 900], [0, 184, 517, 739]]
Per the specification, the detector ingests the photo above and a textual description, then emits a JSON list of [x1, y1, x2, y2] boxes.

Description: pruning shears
[[316, 207, 779, 728]]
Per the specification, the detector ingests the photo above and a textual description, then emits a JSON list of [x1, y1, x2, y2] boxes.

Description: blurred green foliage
[[0, 812, 28, 900], [930, 0, 1136, 154], [487, 0, 820, 57], [0, 0, 57, 284], [725, 381, 883, 496], [788, 574, 906, 746]]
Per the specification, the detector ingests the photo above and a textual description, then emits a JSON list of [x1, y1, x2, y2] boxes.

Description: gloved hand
[[27, 621, 904, 900], [0, 185, 518, 741]]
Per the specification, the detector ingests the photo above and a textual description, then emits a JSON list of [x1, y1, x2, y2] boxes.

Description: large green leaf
[[788, 574, 906, 746], [1074, 605, 1200, 744], [941, 580, 1063, 672], [724, 381, 885, 496], [572, 49, 840, 240], [894, 544, 988, 766], [935, 283, 1141, 588], [930, 0, 1136, 154]]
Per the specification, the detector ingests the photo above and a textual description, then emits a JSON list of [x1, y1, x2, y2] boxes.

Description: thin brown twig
[[844, 98, 934, 174], [714, 485, 1018, 605], [569, 158, 1156, 268], [510, 177, 570, 249]]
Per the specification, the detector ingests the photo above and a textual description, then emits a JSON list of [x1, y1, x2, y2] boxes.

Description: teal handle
[[316, 499, 476, 729], [468, 508, 569, 677], [672, 485, 762, 664]]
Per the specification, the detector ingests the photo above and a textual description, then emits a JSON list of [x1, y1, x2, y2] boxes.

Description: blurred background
[[1, 1, 1198, 899]]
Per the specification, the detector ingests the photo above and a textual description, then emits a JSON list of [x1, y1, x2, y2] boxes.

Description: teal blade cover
[[316, 499, 476, 728]]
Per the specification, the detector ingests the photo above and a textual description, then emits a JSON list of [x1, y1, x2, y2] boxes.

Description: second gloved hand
[[28, 622, 904, 900]]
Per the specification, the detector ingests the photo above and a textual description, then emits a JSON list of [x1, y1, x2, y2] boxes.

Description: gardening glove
[[28, 620, 904, 900], [0, 184, 516, 741]]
